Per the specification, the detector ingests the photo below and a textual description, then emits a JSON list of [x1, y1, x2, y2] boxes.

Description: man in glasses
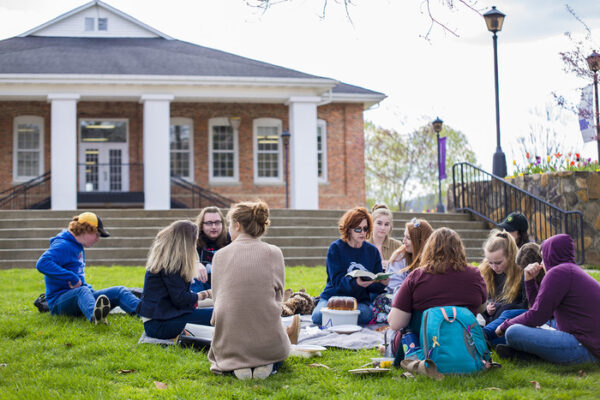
[[192, 207, 231, 292]]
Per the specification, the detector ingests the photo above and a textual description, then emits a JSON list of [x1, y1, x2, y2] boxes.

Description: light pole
[[484, 6, 506, 178], [432, 117, 445, 213], [281, 130, 291, 208], [587, 51, 600, 162]]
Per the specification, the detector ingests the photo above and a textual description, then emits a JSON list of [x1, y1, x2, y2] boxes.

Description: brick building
[[0, 1, 385, 210]]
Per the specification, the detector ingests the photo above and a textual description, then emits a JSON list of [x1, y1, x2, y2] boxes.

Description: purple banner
[[439, 136, 447, 179]]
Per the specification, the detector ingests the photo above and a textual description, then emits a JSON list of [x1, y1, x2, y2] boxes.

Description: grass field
[[1, 266, 599, 400]]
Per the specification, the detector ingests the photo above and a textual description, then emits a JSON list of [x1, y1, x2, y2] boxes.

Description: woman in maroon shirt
[[388, 228, 487, 353]]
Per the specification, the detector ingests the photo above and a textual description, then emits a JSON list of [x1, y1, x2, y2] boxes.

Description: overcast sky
[[1, 0, 599, 172]]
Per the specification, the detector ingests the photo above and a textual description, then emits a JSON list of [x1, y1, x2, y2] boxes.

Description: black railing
[[452, 162, 585, 264], [170, 175, 235, 209], [0, 171, 51, 209]]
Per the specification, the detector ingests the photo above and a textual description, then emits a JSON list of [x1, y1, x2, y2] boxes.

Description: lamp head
[[432, 117, 444, 133], [587, 51, 600, 73], [281, 130, 291, 146], [484, 6, 505, 33], [229, 116, 241, 130]]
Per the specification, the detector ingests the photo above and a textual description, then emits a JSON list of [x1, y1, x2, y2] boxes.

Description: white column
[[141, 94, 174, 210], [287, 96, 320, 209], [48, 93, 80, 210]]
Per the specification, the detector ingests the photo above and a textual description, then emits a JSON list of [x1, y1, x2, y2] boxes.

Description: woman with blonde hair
[[479, 230, 527, 325], [388, 228, 487, 355], [386, 217, 434, 294], [139, 220, 213, 339], [311, 206, 388, 326], [368, 204, 401, 268], [208, 200, 290, 380]]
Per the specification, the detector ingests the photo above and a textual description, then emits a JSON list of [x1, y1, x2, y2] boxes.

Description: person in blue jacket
[[311, 206, 388, 325], [36, 212, 141, 324], [139, 220, 213, 340]]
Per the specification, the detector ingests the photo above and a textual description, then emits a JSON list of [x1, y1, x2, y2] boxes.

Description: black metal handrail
[[452, 162, 585, 264], [170, 175, 235, 209], [0, 171, 51, 209]]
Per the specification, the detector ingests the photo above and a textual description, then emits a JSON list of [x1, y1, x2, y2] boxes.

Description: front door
[[78, 120, 129, 192]]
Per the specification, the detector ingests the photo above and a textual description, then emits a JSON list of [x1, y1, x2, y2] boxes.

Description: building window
[[98, 18, 108, 31], [209, 117, 238, 182], [84, 17, 94, 31], [253, 118, 282, 183], [13, 116, 44, 181], [317, 119, 328, 183], [170, 118, 193, 180]]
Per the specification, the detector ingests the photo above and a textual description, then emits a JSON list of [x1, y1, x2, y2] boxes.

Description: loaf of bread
[[325, 296, 357, 311]]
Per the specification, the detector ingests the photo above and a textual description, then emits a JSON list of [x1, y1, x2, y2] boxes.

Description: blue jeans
[[311, 298, 373, 326], [50, 286, 141, 322], [144, 308, 214, 339], [483, 309, 527, 346], [505, 324, 599, 364]]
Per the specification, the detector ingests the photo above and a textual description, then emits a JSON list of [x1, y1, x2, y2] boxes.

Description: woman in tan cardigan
[[208, 200, 290, 380]]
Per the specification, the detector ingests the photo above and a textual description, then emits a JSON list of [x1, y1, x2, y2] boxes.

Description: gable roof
[[19, 0, 172, 39]]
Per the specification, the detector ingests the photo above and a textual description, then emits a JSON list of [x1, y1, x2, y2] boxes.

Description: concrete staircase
[[0, 209, 489, 269]]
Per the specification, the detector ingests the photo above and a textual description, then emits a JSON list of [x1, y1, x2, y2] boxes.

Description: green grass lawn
[[1, 267, 599, 400]]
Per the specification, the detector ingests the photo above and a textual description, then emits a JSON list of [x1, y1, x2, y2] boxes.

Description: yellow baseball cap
[[77, 212, 110, 237]]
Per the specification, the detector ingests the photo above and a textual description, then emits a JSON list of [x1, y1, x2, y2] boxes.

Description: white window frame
[[317, 119, 328, 183], [97, 18, 108, 31], [13, 115, 44, 182], [253, 118, 283, 184], [170, 117, 194, 181], [208, 117, 239, 184], [84, 17, 94, 31]]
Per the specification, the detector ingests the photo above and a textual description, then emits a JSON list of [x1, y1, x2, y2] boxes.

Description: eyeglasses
[[410, 217, 420, 228], [352, 226, 369, 233], [202, 220, 222, 227]]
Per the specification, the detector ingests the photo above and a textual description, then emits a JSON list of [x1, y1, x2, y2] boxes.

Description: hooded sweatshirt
[[499, 234, 600, 358], [36, 229, 92, 308]]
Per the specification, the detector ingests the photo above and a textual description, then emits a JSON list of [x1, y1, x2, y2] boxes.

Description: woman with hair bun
[[208, 200, 290, 381], [368, 204, 401, 268]]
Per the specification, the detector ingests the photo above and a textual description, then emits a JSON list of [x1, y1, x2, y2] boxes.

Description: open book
[[346, 270, 394, 281]]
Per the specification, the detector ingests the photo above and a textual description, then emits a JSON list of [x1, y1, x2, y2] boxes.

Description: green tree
[[365, 121, 477, 211]]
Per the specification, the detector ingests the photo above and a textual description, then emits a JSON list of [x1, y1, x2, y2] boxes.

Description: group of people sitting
[[35, 203, 600, 381]]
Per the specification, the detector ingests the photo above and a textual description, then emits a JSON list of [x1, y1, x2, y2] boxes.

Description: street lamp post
[[587, 51, 600, 162], [432, 117, 445, 213], [484, 6, 507, 178], [281, 130, 291, 208]]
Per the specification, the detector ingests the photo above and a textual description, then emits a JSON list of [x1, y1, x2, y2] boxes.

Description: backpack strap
[[440, 306, 457, 322]]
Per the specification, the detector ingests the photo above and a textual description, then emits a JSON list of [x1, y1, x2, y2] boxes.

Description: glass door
[[78, 120, 129, 192]]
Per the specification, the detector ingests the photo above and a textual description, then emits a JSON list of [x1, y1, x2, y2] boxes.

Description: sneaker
[[495, 344, 539, 362], [233, 368, 252, 380], [91, 295, 111, 325], [286, 314, 301, 345], [252, 364, 273, 380]]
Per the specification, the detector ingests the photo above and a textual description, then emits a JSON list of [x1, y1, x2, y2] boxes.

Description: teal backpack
[[414, 306, 493, 374]]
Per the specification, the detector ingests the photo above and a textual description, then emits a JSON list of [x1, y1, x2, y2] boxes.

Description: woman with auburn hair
[[388, 228, 487, 354], [208, 200, 290, 380], [368, 204, 401, 268], [191, 206, 231, 293], [139, 220, 213, 340], [386, 217, 434, 294], [479, 230, 527, 325], [311, 206, 388, 326]]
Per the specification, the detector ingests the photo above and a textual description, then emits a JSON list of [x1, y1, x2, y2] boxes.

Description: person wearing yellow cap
[[36, 212, 140, 324]]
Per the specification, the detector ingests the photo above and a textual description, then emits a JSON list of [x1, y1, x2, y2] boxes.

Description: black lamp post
[[432, 117, 445, 213], [587, 51, 600, 162], [281, 130, 291, 208], [484, 6, 507, 178]]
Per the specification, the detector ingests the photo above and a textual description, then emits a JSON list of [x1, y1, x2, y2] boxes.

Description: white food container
[[321, 308, 360, 327]]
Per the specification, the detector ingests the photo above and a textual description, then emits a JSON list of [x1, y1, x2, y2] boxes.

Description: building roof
[[0, 1, 385, 104]]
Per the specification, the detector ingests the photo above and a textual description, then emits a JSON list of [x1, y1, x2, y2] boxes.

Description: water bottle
[[401, 329, 419, 359]]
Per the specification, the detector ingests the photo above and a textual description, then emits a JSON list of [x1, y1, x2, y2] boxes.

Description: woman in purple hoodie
[[494, 234, 600, 364]]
